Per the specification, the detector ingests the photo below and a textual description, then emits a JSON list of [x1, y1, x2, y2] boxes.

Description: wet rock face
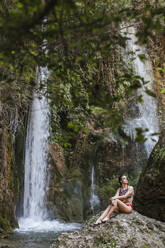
[[92, 129, 147, 208], [135, 130, 165, 222], [0, 128, 18, 236], [47, 127, 148, 221], [51, 211, 165, 248], [47, 142, 85, 222]]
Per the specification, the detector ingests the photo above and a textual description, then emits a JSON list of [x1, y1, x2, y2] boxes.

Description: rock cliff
[[135, 130, 165, 222], [0, 127, 18, 236]]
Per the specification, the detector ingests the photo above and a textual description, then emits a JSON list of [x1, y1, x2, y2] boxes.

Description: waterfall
[[122, 25, 159, 157], [89, 147, 100, 213], [90, 166, 100, 213], [23, 67, 50, 220], [17, 67, 81, 232]]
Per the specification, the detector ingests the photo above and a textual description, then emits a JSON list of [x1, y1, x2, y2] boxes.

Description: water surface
[[0, 221, 82, 248]]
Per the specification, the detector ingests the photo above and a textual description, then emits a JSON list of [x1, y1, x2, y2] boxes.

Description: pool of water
[[1, 231, 58, 248], [0, 219, 82, 248]]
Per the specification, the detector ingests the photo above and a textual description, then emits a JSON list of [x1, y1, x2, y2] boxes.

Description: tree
[[0, 0, 164, 136]]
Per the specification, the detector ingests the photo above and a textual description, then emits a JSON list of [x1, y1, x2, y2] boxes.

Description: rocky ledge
[[51, 211, 165, 248]]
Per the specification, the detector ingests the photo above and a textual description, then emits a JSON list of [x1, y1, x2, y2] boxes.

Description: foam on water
[[16, 218, 82, 233]]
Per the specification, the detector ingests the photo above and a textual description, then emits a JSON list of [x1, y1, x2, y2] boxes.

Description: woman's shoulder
[[128, 185, 134, 190]]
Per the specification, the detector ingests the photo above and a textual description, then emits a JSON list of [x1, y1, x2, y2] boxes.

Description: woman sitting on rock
[[94, 175, 134, 224]]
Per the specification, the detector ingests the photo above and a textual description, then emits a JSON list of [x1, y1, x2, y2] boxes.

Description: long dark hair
[[118, 175, 123, 187], [118, 175, 127, 187]]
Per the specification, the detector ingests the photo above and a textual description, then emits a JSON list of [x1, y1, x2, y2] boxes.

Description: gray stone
[[51, 211, 165, 248]]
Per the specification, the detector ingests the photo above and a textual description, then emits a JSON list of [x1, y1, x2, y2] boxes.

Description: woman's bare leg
[[102, 204, 117, 221], [116, 200, 132, 213], [102, 199, 132, 221], [94, 205, 112, 224]]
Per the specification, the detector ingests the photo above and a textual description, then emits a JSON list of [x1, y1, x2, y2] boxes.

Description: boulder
[[51, 211, 165, 248], [135, 130, 165, 221]]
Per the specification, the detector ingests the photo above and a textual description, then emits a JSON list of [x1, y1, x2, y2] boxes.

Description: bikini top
[[119, 186, 134, 199]]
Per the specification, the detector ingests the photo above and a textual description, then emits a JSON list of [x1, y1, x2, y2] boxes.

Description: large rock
[[135, 130, 165, 222], [51, 211, 165, 248]]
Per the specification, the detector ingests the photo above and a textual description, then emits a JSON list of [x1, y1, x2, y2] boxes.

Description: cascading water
[[122, 25, 159, 157], [89, 147, 100, 213], [23, 67, 50, 221], [90, 166, 100, 213], [17, 67, 81, 233]]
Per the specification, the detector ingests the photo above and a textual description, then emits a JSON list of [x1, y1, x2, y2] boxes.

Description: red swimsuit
[[125, 202, 133, 209]]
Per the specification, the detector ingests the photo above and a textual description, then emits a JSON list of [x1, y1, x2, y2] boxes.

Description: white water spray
[[122, 25, 159, 157]]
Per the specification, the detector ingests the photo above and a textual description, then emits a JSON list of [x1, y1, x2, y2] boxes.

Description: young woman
[[94, 175, 134, 224]]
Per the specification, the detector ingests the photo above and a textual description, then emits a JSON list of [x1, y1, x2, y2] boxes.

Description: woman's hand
[[110, 196, 118, 201], [110, 196, 118, 204], [110, 196, 118, 206]]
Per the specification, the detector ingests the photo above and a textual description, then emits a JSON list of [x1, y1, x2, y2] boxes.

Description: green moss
[[67, 168, 82, 179], [95, 233, 117, 248], [0, 215, 13, 233], [140, 244, 150, 248], [152, 169, 160, 180], [153, 145, 165, 160]]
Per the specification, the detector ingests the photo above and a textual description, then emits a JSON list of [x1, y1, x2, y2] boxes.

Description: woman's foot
[[101, 217, 109, 223], [94, 219, 102, 225]]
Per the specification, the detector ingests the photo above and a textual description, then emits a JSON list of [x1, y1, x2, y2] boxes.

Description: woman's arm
[[111, 186, 134, 200], [110, 188, 120, 201]]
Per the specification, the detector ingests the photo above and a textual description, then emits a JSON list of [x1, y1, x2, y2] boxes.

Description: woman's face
[[121, 175, 128, 184]]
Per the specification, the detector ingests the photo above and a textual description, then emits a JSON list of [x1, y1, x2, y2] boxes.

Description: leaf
[[135, 134, 147, 144], [136, 95, 144, 103], [138, 53, 147, 62], [145, 87, 156, 97], [151, 132, 160, 136], [160, 88, 165, 94], [156, 67, 165, 73]]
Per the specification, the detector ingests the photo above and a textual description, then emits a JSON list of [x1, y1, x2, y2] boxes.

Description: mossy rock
[[135, 130, 165, 221], [0, 216, 13, 234]]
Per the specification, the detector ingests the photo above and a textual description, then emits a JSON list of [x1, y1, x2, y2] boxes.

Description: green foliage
[[153, 145, 165, 160], [135, 128, 148, 144], [138, 53, 147, 62], [156, 67, 165, 73], [160, 88, 165, 94], [145, 87, 156, 97], [50, 104, 88, 149], [0, 0, 164, 137], [99, 176, 119, 201]]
